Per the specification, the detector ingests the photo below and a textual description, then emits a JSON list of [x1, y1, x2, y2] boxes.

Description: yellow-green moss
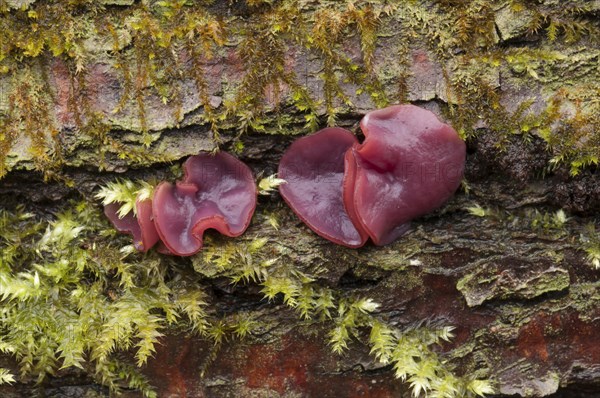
[[0, 197, 494, 397]]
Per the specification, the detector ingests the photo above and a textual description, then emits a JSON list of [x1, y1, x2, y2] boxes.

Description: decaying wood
[[1, 0, 600, 397]]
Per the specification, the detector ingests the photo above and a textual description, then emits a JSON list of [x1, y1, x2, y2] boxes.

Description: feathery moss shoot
[[0, 196, 493, 396]]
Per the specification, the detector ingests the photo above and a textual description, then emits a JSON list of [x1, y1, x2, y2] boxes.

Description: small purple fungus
[[103, 199, 159, 252], [103, 151, 257, 256], [153, 152, 257, 256], [278, 127, 368, 248]]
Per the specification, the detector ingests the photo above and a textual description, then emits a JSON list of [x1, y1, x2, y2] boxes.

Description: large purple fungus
[[279, 104, 465, 247], [152, 151, 257, 256], [278, 127, 369, 248], [347, 104, 466, 245]]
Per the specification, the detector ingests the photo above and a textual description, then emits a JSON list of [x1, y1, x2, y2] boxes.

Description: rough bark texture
[[1, 0, 600, 397]]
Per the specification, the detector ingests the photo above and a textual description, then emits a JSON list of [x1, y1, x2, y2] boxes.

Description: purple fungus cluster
[[279, 104, 466, 248], [103, 152, 257, 256], [103, 105, 464, 253]]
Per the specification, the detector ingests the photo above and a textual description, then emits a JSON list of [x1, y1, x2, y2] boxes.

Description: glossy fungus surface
[[135, 199, 161, 251], [279, 105, 465, 247], [347, 104, 466, 245], [104, 200, 159, 252], [278, 127, 368, 248], [153, 152, 257, 256]]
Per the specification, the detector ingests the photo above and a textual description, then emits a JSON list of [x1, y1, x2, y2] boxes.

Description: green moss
[[465, 204, 574, 240], [0, 60, 62, 178], [457, 265, 570, 307], [0, 198, 299, 392], [0, 191, 493, 396]]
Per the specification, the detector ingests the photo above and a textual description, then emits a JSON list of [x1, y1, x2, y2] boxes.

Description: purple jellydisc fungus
[[346, 104, 466, 245], [104, 203, 140, 244], [102, 151, 257, 256], [278, 127, 369, 248], [279, 104, 465, 247], [103, 199, 160, 252], [152, 151, 257, 256]]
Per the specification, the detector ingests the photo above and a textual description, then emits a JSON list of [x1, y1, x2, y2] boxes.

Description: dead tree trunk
[[1, 0, 599, 397]]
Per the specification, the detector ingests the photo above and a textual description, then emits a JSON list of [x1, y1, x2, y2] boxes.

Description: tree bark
[[1, 0, 600, 397]]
